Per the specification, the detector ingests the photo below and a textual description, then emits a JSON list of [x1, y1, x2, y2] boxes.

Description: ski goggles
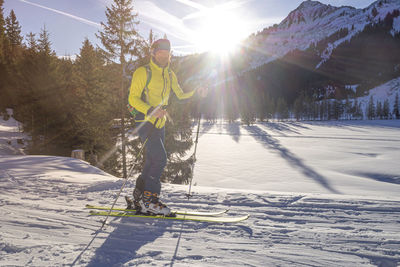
[[152, 39, 171, 53]]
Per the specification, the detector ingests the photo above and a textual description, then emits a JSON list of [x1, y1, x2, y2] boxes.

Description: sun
[[193, 9, 248, 55]]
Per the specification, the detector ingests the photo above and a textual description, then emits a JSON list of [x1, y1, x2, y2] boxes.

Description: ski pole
[[98, 121, 157, 230], [186, 109, 201, 200]]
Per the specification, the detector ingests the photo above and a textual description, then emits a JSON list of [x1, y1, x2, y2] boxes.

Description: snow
[[356, 76, 400, 117], [194, 120, 400, 198], [1, 112, 400, 266], [345, 84, 360, 94], [0, 109, 27, 155], [391, 16, 400, 36]]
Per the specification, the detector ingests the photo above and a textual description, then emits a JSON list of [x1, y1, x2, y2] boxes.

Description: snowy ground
[[1, 114, 400, 266], [0, 109, 26, 156], [194, 120, 400, 198]]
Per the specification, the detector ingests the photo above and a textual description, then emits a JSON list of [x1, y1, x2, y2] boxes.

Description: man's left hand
[[197, 87, 208, 98]]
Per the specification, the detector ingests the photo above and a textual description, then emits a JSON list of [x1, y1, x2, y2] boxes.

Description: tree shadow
[[86, 216, 169, 266], [300, 120, 370, 132], [198, 120, 215, 137], [298, 120, 400, 133], [285, 121, 313, 130], [353, 172, 400, 185], [224, 121, 241, 142], [245, 125, 341, 194], [259, 121, 303, 135]]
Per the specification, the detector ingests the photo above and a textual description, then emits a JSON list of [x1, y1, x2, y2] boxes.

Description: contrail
[[178, 0, 251, 20], [136, 1, 195, 42], [19, 0, 102, 28], [175, 0, 206, 11]]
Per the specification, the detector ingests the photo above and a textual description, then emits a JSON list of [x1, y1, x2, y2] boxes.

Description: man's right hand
[[149, 106, 168, 119]]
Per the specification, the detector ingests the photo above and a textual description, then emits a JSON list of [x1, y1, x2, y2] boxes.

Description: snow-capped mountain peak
[[280, 0, 339, 27], [246, 0, 400, 70]]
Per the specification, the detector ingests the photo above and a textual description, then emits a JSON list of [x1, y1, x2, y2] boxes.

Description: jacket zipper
[[161, 67, 166, 104]]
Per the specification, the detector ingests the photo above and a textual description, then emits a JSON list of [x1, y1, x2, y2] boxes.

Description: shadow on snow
[[85, 216, 216, 266], [354, 172, 400, 185], [224, 121, 241, 142], [86, 217, 168, 266], [245, 125, 341, 194]]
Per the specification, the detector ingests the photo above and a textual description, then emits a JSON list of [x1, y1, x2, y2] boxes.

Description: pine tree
[[26, 32, 37, 52], [383, 99, 390, 119], [265, 93, 274, 121], [0, 0, 7, 111], [2, 9, 24, 109], [13, 32, 38, 133], [239, 84, 256, 126], [276, 97, 289, 121], [293, 93, 304, 121], [257, 90, 266, 122], [367, 95, 375, 120], [393, 93, 399, 119], [97, 0, 142, 178], [304, 94, 313, 120], [332, 99, 343, 120], [0, 0, 6, 63], [313, 102, 319, 120], [357, 101, 363, 120], [17, 26, 61, 153], [352, 98, 363, 120], [73, 38, 115, 165], [376, 101, 382, 119], [327, 100, 333, 120], [147, 55, 202, 184], [148, 29, 155, 51], [320, 100, 326, 120], [37, 25, 53, 56], [224, 86, 240, 122], [132, 29, 157, 69], [345, 97, 351, 120], [5, 10, 22, 47], [162, 87, 195, 184]]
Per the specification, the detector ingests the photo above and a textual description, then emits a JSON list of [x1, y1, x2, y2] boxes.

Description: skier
[[128, 39, 208, 216]]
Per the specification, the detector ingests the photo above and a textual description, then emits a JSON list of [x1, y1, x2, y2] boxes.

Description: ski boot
[[129, 175, 145, 211], [138, 191, 173, 216]]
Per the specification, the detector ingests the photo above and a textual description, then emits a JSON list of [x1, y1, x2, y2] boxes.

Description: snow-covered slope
[[0, 109, 27, 155], [194, 119, 400, 198], [1, 119, 400, 266], [357, 76, 400, 117], [247, 0, 400, 69]]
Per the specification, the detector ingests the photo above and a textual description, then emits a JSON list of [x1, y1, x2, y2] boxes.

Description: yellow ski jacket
[[128, 58, 195, 128]]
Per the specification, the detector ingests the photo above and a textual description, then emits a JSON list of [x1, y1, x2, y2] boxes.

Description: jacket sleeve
[[170, 71, 195, 100], [128, 67, 152, 115]]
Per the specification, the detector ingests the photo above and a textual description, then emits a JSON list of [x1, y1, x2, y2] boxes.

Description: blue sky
[[4, 0, 376, 57]]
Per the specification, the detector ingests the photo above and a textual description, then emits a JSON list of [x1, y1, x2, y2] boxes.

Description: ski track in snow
[[0, 172, 400, 267]]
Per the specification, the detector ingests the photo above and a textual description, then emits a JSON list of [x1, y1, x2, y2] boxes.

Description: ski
[[85, 204, 229, 217], [88, 210, 250, 223]]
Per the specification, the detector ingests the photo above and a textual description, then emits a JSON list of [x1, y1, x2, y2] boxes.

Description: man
[[128, 39, 207, 216]]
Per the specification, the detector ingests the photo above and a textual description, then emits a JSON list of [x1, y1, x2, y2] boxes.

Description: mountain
[[175, 0, 400, 117], [245, 0, 400, 70], [281, 1, 340, 27]]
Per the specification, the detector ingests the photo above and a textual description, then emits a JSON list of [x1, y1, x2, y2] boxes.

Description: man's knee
[[154, 151, 167, 169]]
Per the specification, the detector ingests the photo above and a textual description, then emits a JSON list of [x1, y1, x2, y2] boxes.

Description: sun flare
[[193, 8, 248, 55]]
